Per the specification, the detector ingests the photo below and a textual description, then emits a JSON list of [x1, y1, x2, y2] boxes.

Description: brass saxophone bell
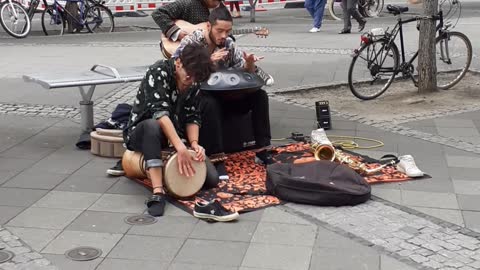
[[312, 143, 336, 161]]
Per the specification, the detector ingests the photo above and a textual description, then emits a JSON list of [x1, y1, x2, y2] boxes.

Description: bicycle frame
[[384, 10, 445, 75]]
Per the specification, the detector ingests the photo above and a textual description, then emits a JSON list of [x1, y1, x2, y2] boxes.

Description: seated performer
[[173, 6, 273, 165], [123, 43, 237, 220]]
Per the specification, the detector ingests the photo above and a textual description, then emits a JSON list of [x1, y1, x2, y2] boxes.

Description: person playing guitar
[[174, 6, 274, 169]]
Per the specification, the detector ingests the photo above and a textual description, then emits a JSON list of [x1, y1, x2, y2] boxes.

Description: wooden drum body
[[90, 129, 126, 158], [122, 149, 207, 199]]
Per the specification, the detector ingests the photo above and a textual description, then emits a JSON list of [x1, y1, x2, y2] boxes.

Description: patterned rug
[[130, 142, 429, 214]]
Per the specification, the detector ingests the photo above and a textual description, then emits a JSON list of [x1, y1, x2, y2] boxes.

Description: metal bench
[[23, 64, 148, 134]]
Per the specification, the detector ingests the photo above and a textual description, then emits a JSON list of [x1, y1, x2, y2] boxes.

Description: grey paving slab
[[260, 207, 312, 225], [251, 222, 316, 246], [168, 263, 237, 270], [462, 211, 480, 233], [6, 207, 82, 230], [189, 219, 257, 242], [437, 127, 480, 138], [174, 239, 249, 267], [32, 191, 101, 210], [434, 118, 478, 128], [73, 158, 118, 177], [371, 188, 402, 205], [314, 226, 366, 249], [0, 188, 48, 207], [0, 157, 40, 173], [66, 211, 133, 234], [380, 255, 417, 270], [401, 190, 459, 209], [449, 167, 480, 181], [443, 146, 480, 157], [2, 172, 68, 190], [108, 235, 185, 262], [88, 194, 146, 214], [241, 243, 312, 270], [43, 254, 103, 270], [97, 258, 169, 270], [0, 206, 25, 225], [54, 174, 118, 194], [410, 206, 465, 227], [27, 152, 92, 175], [42, 230, 122, 256], [0, 145, 57, 160], [0, 171, 18, 186], [453, 180, 480, 195], [446, 156, 480, 169], [309, 247, 380, 270], [105, 177, 151, 196], [164, 202, 191, 217], [398, 178, 455, 193], [6, 227, 61, 252], [457, 195, 480, 211], [128, 216, 197, 238]]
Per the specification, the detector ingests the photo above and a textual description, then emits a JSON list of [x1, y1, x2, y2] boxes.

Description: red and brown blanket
[[130, 143, 427, 214]]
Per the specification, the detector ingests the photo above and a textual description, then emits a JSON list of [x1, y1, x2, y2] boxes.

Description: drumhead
[[164, 150, 207, 198]]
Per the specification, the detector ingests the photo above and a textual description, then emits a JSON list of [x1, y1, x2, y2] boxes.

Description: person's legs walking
[[350, 0, 366, 31], [340, 0, 352, 33], [312, 0, 327, 29], [305, 0, 319, 32]]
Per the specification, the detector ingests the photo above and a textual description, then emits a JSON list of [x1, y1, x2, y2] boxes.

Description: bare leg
[[148, 167, 164, 194]]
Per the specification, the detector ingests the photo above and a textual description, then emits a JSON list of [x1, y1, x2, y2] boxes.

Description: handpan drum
[[122, 150, 206, 199], [200, 68, 264, 100]]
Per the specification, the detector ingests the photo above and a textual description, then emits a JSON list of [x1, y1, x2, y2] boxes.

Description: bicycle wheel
[[359, 0, 383, 17], [0, 1, 31, 38], [435, 31, 472, 90], [328, 0, 343, 21], [41, 6, 65, 36], [348, 39, 399, 100], [85, 4, 114, 33]]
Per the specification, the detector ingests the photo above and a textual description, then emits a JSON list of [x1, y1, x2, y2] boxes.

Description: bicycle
[[38, 0, 114, 36], [0, 0, 31, 38], [347, 0, 472, 100], [328, 0, 384, 21]]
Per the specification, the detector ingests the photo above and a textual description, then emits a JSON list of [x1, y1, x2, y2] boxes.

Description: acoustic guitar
[[160, 20, 270, 59]]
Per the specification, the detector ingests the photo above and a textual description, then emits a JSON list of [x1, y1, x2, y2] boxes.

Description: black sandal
[[145, 193, 166, 217]]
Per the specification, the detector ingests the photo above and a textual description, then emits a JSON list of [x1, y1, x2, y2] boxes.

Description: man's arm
[[152, 0, 187, 40]]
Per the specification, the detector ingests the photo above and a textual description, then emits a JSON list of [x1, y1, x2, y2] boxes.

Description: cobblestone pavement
[[0, 227, 57, 270], [287, 199, 480, 270]]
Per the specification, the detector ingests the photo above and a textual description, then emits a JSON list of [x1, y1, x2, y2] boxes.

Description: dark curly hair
[[208, 4, 233, 25], [179, 42, 215, 82]]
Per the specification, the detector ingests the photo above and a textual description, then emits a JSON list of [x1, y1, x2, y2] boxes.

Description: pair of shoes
[[106, 160, 125, 176], [396, 155, 424, 177], [193, 200, 239, 222], [309, 27, 320, 33], [146, 193, 167, 216], [358, 20, 367, 32], [256, 67, 275, 86], [255, 149, 275, 165], [338, 29, 351, 34]]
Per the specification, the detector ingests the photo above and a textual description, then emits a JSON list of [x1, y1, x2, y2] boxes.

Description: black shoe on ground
[[193, 200, 239, 222], [358, 21, 367, 32], [106, 159, 125, 176], [146, 193, 166, 217], [338, 29, 351, 34]]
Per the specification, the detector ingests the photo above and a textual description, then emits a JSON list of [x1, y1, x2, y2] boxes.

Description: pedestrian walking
[[305, 0, 327, 32], [339, 0, 366, 34], [229, 0, 242, 18]]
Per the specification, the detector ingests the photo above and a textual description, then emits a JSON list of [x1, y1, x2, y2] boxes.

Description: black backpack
[[266, 161, 371, 206]]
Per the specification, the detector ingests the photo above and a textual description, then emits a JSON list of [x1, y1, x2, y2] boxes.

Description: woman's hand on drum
[[177, 146, 196, 177], [191, 142, 206, 162]]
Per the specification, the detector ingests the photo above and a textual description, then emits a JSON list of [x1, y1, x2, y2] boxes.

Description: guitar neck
[[232, 28, 256, 35]]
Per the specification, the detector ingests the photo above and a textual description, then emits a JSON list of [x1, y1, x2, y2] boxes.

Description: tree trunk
[[249, 0, 257, 22], [417, 0, 438, 93]]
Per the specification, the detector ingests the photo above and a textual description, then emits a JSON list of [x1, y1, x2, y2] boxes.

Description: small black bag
[[266, 161, 371, 206]]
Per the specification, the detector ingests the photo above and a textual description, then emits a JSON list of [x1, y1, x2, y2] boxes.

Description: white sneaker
[[397, 155, 424, 177], [309, 27, 320, 33]]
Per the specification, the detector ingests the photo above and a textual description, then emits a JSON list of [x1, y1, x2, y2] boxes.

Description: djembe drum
[[122, 149, 207, 199]]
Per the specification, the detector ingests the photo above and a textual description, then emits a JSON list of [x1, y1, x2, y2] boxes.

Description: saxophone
[[310, 129, 393, 175]]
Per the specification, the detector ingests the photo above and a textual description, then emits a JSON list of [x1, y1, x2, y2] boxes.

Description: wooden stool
[[90, 128, 125, 158]]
